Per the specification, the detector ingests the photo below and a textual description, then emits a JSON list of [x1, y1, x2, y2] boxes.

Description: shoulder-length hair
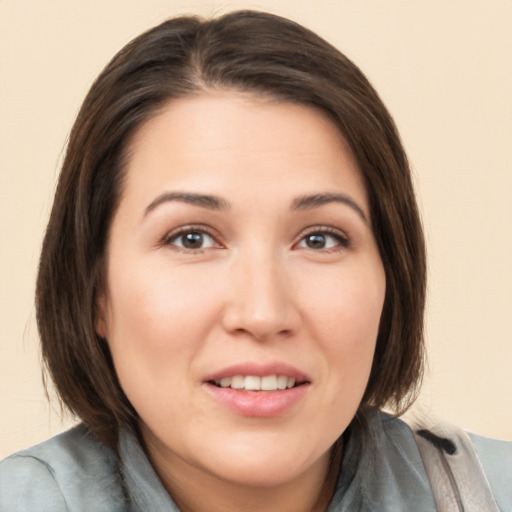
[[37, 10, 426, 447]]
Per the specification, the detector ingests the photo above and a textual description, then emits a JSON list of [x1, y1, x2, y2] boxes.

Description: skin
[[97, 91, 386, 512]]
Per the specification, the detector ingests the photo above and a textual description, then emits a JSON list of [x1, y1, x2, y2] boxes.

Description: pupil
[[183, 232, 203, 249], [306, 234, 326, 249]]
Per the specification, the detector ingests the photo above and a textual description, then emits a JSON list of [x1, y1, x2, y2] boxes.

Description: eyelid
[[161, 224, 223, 251], [294, 225, 350, 250]]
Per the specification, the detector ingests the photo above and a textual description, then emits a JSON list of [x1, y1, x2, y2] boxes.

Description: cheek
[[304, 263, 384, 341], [302, 263, 385, 388], [104, 261, 224, 409], [108, 258, 219, 343]]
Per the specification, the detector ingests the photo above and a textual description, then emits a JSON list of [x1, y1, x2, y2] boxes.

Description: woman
[[0, 10, 510, 511]]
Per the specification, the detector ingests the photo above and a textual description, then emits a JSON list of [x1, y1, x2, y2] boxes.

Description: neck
[[142, 432, 342, 512]]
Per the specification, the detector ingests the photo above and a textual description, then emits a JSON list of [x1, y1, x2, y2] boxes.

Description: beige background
[[1, 0, 511, 458]]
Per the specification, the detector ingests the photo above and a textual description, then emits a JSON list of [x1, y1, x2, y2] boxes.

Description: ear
[[95, 293, 109, 339]]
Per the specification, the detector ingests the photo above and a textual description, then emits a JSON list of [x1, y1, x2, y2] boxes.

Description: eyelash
[[161, 225, 221, 254], [160, 225, 350, 253], [295, 226, 350, 252]]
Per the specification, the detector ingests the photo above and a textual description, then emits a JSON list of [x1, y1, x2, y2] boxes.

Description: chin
[[206, 456, 322, 489], [198, 430, 331, 488]]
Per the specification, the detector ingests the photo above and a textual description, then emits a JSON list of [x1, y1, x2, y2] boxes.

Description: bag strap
[[411, 422, 500, 512]]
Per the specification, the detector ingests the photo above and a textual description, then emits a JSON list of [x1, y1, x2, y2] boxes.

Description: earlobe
[[95, 295, 109, 339]]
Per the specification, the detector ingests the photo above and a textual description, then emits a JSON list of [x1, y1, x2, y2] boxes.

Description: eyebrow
[[292, 193, 368, 223], [144, 190, 367, 223], [144, 192, 231, 217]]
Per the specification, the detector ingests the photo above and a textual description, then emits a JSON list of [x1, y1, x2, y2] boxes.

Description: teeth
[[213, 374, 300, 391], [244, 376, 261, 390], [261, 375, 277, 391], [231, 375, 244, 389], [277, 376, 288, 390], [219, 377, 231, 388]]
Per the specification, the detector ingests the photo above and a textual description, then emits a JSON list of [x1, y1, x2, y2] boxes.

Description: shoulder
[[0, 424, 126, 512], [380, 411, 512, 512], [331, 409, 438, 511], [469, 432, 512, 511]]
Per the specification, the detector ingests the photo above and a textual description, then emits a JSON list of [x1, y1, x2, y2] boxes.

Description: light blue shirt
[[1, 409, 511, 511]]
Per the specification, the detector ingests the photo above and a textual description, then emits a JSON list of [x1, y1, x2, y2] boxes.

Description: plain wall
[[1, 0, 511, 458]]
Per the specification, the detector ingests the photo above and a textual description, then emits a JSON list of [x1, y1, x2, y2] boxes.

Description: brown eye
[[296, 230, 348, 251], [305, 234, 327, 249], [167, 230, 216, 250], [182, 232, 205, 249]]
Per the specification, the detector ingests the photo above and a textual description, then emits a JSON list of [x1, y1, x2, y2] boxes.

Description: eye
[[165, 229, 218, 251], [296, 229, 349, 251]]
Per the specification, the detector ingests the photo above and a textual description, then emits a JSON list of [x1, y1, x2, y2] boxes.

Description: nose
[[221, 250, 301, 342]]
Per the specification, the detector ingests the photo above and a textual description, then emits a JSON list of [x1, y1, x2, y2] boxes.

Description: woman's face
[[98, 92, 386, 489]]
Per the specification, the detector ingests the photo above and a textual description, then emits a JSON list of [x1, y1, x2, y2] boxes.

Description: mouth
[[203, 362, 311, 417], [208, 374, 306, 391]]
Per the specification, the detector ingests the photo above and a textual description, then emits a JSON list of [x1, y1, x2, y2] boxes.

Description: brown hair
[[37, 10, 426, 447]]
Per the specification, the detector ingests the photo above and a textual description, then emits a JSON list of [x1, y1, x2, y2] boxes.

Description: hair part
[[37, 10, 426, 447]]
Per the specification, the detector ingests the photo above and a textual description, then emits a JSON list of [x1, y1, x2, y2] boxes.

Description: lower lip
[[203, 383, 309, 417]]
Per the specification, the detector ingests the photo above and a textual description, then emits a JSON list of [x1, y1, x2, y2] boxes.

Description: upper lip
[[203, 361, 311, 384]]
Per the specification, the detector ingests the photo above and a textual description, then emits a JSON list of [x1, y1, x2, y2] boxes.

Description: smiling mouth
[[208, 375, 306, 391]]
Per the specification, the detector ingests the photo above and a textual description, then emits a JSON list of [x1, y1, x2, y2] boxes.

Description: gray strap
[[413, 423, 500, 512]]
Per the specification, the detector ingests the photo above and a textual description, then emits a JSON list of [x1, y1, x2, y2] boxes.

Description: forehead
[[121, 91, 368, 214]]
